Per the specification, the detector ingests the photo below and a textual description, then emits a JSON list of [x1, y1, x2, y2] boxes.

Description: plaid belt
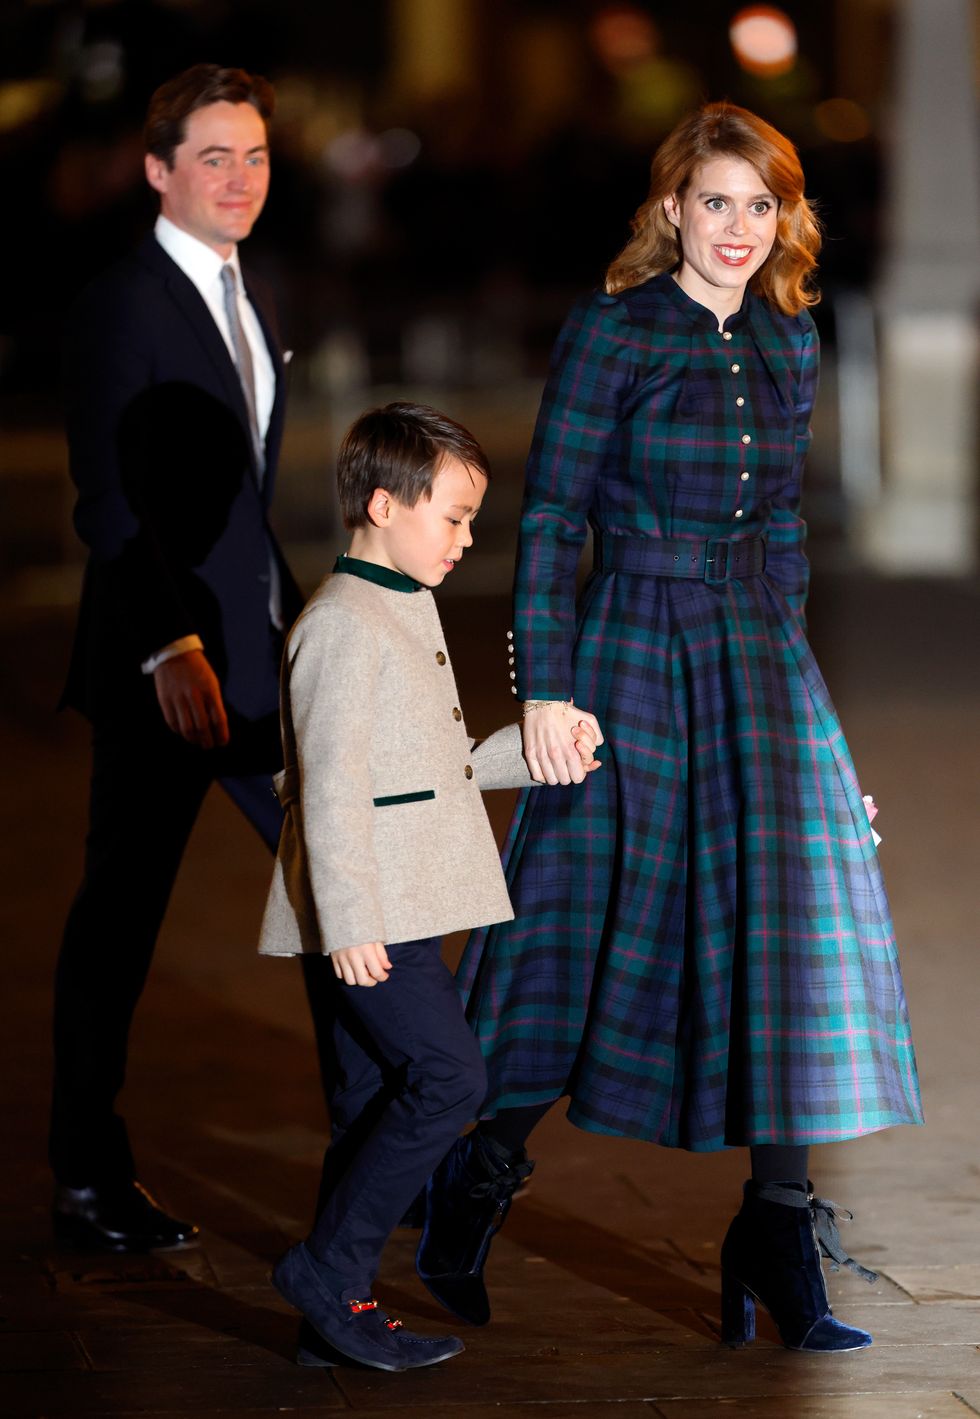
[[593, 533, 767, 584]]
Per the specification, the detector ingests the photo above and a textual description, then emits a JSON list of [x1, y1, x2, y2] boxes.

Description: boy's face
[[380, 455, 488, 587]]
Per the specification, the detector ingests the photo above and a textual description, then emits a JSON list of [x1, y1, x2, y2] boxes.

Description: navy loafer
[[274, 1243, 463, 1372]]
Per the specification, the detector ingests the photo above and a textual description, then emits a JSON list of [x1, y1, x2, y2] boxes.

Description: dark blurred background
[[0, 0, 887, 392], [0, 19, 977, 1408], [3, 0, 976, 603]]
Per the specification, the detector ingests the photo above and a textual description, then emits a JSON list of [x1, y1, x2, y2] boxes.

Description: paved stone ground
[[1, 572, 978, 1418]]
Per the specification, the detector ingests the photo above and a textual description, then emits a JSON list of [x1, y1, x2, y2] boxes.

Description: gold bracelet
[[522, 699, 573, 717]]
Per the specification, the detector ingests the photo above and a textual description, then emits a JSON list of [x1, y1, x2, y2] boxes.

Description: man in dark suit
[[51, 64, 322, 1251]]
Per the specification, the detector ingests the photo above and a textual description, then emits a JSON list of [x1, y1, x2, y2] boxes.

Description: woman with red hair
[[418, 103, 922, 1353]]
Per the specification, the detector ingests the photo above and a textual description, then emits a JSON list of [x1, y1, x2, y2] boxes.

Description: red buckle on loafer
[[385, 1318, 403, 1331], [348, 1298, 378, 1314]]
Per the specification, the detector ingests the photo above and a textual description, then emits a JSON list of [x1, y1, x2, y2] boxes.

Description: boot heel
[[721, 1272, 756, 1348]]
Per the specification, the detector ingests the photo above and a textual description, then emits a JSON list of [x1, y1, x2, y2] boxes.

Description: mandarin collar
[[648, 271, 751, 334], [333, 554, 424, 593]]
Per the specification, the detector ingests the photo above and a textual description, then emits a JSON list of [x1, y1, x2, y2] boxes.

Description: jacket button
[[435, 651, 446, 665], [452, 706, 462, 721], [464, 764, 473, 779]]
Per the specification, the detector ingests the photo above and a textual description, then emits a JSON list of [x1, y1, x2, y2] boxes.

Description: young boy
[[259, 402, 600, 1372]]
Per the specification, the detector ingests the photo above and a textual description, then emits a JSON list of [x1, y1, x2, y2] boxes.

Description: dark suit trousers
[[306, 937, 486, 1295], [49, 711, 336, 1187]]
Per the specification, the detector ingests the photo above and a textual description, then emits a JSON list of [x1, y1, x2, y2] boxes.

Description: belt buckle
[[704, 539, 730, 584]]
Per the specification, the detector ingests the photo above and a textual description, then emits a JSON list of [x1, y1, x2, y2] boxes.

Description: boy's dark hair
[[338, 402, 491, 530], [144, 64, 275, 168]]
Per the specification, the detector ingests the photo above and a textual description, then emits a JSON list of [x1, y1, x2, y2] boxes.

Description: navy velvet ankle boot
[[416, 1131, 533, 1326], [720, 1181, 877, 1352]]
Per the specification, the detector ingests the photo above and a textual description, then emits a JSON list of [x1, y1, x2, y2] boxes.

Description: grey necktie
[[220, 263, 282, 629], [220, 263, 265, 481]]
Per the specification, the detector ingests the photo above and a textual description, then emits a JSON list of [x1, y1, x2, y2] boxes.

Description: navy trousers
[[49, 709, 336, 1186], [306, 936, 486, 1296]]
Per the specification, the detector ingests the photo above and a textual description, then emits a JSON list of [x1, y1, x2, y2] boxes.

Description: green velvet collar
[[333, 554, 423, 594]]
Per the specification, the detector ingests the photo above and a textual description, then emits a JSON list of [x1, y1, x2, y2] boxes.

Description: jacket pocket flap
[[373, 790, 436, 807]]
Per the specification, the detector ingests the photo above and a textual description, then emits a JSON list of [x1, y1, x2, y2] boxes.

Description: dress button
[[722, 331, 733, 341], [509, 671, 516, 679], [741, 434, 752, 445], [506, 630, 514, 640], [740, 471, 750, 481], [511, 686, 518, 695], [734, 508, 744, 519], [731, 363, 740, 373], [736, 396, 745, 407], [435, 651, 446, 665], [464, 764, 474, 780], [452, 706, 462, 721]]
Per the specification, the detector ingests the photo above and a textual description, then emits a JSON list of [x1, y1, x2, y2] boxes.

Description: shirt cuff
[[140, 635, 204, 675]]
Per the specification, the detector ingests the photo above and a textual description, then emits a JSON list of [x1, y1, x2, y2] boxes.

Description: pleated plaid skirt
[[457, 279, 923, 1151], [460, 574, 922, 1149]]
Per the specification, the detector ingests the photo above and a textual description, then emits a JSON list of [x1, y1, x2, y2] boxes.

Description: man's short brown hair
[[144, 64, 275, 169], [337, 402, 491, 531]]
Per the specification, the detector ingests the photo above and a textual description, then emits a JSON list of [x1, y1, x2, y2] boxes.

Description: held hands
[[153, 649, 230, 750], [572, 719, 602, 775], [332, 941, 393, 987], [523, 701, 604, 786]]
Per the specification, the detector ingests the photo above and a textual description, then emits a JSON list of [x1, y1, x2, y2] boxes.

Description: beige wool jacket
[[258, 559, 536, 957]]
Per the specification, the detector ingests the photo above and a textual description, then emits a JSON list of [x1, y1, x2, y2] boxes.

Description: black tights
[[479, 1101, 554, 1155], [478, 1103, 809, 1188]]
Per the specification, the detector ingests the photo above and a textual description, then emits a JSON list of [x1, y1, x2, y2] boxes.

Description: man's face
[[145, 100, 270, 257]]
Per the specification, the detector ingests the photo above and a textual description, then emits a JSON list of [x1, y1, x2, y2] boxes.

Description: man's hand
[[153, 649, 229, 750], [522, 702, 604, 786], [332, 941, 393, 987]]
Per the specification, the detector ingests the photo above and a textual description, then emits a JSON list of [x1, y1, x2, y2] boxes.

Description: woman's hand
[[331, 941, 392, 987], [522, 701, 604, 786]]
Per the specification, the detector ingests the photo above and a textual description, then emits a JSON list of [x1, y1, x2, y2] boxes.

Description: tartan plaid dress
[[458, 273, 922, 1150]]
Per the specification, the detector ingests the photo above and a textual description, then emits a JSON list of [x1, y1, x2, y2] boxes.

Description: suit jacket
[[258, 565, 537, 956], [60, 231, 303, 726]]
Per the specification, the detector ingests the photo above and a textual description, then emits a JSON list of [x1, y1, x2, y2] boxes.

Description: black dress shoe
[[52, 1179, 199, 1252]]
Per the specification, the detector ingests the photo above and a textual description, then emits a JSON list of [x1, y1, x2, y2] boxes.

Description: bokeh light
[[590, 5, 659, 73], [815, 98, 871, 143], [0, 79, 61, 133], [730, 6, 798, 78]]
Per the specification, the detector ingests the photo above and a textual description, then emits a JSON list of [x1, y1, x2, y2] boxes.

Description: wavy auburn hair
[[605, 102, 821, 314]]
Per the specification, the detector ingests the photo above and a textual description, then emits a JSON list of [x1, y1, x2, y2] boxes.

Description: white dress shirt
[[154, 215, 275, 440], [141, 218, 281, 673]]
